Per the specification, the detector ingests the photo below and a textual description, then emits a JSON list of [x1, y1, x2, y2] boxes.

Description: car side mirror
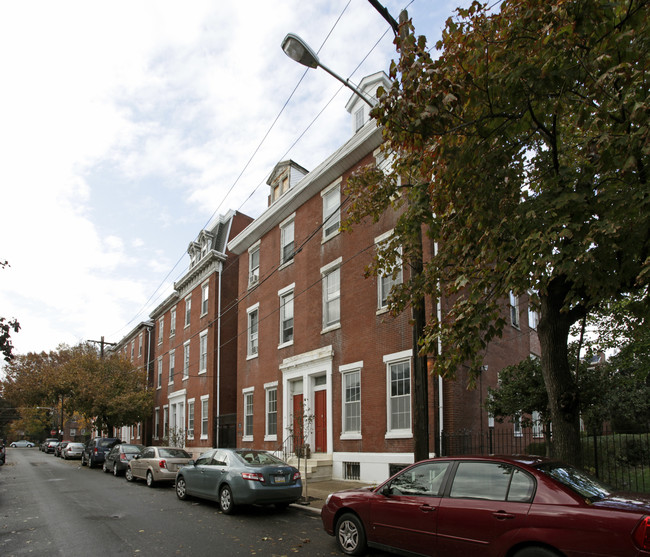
[[381, 484, 393, 497], [133, 455, 140, 460], [188, 460, 195, 466]]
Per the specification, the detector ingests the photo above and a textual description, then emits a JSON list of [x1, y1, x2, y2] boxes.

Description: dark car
[[40, 438, 58, 452], [81, 437, 121, 468], [103, 443, 144, 476], [321, 455, 650, 557], [54, 441, 71, 457], [45, 440, 59, 454], [175, 448, 302, 514]]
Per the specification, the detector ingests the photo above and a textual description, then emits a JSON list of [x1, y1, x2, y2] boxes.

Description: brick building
[[228, 72, 540, 483], [144, 210, 252, 456]]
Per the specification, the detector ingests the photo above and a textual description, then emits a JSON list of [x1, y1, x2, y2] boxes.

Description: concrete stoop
[[287, 453, 333, 482]]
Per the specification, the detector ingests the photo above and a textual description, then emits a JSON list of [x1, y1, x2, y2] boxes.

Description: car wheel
[[514, 549, 561, 557], [146, 470, 155, 487], [113, 463, 119, 477], [102, 462, 109, 473], [81, 454, 87, 466], [176, 477, 188, 500], [125, 467, 134, 482], [88, 457, 94, 469], [335, 513, 367, 556], [219, 485, 235, 514]]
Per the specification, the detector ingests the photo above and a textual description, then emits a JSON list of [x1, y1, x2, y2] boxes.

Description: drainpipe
[[435, 242, 444, 454], [216, 267, 222, 447]]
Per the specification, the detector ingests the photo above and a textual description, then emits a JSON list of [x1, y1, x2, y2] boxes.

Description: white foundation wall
[[332, 452, 422, 485]]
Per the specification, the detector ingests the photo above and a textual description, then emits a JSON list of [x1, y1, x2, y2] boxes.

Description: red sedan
[[321, 455, 650, 557]]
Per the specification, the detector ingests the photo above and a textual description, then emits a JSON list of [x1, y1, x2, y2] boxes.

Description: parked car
[[81, 437, 121, 468], [62, 442, 85, 460], [45, 440, 59, 454], [40, 438, 58, 452], [103, 443, 144, 476], [321, 455, 650, 557], [175, 448, 302, 514], [126, 446, 192, 487], [10, 440, 34, 448], [54, 441, 70, 457]]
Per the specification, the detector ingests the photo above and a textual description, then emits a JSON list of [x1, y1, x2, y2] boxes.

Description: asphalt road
[[0, 447, 350, 557]]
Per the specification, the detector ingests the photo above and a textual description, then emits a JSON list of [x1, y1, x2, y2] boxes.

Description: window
[[157, 357, 163, 388], [169, 349, 175, 384], [138, 333, 143, 356], [265, 385, 277, 440], [183, 341, 190, 379], [185, 295, 192, 328], [200, 396, 209, 439], [201, 282, 209, 315], [342, 369, 361, 434], [163, 406, 169, 438], [450, 462, 535, 502], [510, 291, 520, 328], [158, 316, 164, 343], [532, 411, 543, 438], [354, 107, 365, 132], [131, 341, 134, 360], [390, 461, 451, 497], [199, 331, 208, 374], [322, 182, 341, 240], [170, 307, 176, 336], [154, 408, 160, 439], [386, 353, 412, 436], [187, 399, 195, 440], [243, 390, 254, 440], [528, 306, 539, 330], [280, 217, 295, 265], [247, 305, 259, 357], [322, 260, 341, 329], [249, 243, 260, 286], [514, 415, 523, 437], [279, 288, 294, 346], [376, 231, 403, 309]]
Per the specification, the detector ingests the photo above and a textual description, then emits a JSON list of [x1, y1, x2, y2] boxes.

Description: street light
[[281, 33, 375, 108]]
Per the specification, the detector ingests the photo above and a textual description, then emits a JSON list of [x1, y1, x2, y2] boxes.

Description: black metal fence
[[441, 428, 650, 493]]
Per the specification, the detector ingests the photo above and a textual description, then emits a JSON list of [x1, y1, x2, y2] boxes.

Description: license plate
[[273, 475, 286, 484]]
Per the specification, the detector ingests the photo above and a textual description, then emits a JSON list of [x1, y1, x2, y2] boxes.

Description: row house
[[227, 72, 539, 484]]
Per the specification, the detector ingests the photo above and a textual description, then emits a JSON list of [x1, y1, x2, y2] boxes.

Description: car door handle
[[493, 511, 515, 520], [419, 504, 436, 512]]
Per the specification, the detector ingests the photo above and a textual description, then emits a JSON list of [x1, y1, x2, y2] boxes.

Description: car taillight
[[93, 448, 98, 454], [159, 459, 167, 469], [120, 453, 127, 460], [293, 471, 301, 481], [241, 472, 265, 483], [634, 516, 650, 550]]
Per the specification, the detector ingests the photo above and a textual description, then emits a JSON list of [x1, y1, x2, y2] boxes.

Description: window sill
[[242, 435, 253, 443], [321, 230, 340, 244], [278, 259, 294, 271], [278, 340, 294, 350], [340, 433, 362, 441], [246, 353, 259, 361], [321, 323, 341, 335], [264, 435, 278, 442], [385, 431, 413, 440], [376, 307, 390, 316]]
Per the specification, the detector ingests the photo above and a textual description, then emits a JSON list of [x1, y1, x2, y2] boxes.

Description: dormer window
[[354, 107, 365, 132]]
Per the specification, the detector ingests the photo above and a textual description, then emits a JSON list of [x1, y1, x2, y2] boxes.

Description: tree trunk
[[537, 281, 582, 467]]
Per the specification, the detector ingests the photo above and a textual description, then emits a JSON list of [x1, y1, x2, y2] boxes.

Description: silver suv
[[82, 437, 121, 468]]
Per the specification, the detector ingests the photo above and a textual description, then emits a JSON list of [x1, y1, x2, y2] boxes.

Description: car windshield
[[99, 439, 118, 448], [234, 450, 285, 466], [159, 448, 191, 458], [123, 445, 143, 454], [537, 463, 612, 501], [68, 443, 84, 449]]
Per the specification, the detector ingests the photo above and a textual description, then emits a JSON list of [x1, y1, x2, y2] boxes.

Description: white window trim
[[186, 398, 195, 440], [278, 283, 295, 349], [242, 387, 255, 442], [156, 357, 163, 389], [264, 381, 278, 442], [246, 303, 260, 360], [154, 407, 160, 440], [321, 258, 342, 333], [384, 350, 413, 439], [170, 307, 177, 337], [183, 340, 190, 380], [321, 179, 342, 242], [279, 213, 296, 269], [200, 395, 209, 440], [158, 316, 164, 344], [184, 294, 192, 329], [248, 240, 261, 288], [510, 291, 520, 329], [168, 349, 175, 385], [199, 330, 208, 374], [201, 281, 209, 317], [339, 362, 363, 440]]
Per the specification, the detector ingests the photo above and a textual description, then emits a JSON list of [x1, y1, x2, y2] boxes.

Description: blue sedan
[[175, 448, 302, 514]]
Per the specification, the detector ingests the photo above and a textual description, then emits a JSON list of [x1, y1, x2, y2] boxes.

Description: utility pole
[[88, 336, 116, 359]]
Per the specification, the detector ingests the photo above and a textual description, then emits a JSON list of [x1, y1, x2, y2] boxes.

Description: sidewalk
[[291, 479, 375, 513]]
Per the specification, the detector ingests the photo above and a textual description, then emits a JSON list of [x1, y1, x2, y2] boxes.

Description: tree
[[345, 0, 649, 466], [0, 261, 20, 362]]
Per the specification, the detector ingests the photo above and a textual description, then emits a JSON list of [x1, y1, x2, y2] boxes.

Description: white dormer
[[267, 160, 309, 207], [345, 71, 391, 134]]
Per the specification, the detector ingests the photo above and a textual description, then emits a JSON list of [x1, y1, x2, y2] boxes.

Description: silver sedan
[[175, 449, 302, 514], [126, 446, 192, 487]]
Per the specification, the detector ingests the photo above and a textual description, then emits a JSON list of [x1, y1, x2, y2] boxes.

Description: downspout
[[216, 266, 222, 448], [435, 241, 444, 453]]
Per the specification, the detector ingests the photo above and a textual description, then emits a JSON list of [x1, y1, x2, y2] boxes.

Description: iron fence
[[441, 428, 650, 493]]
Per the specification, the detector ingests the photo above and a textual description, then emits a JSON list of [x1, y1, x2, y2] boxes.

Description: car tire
[[176, 477, 188, 500], [335, 513, 367, 556], [146, 470, 155, 488], [113, 463, 119, 477], [81, 454, 87, 466], [219, 485, 235, 514], [125, 467, 134, 482], [514, 549, 561, 557], [102, 462, 109, 473], [88, 457, 95, 469]]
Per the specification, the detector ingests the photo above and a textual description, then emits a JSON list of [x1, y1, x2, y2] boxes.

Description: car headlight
[[325, 494, 332, 505]]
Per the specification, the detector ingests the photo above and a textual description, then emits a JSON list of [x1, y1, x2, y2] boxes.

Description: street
[[0, 448, 374, 557]]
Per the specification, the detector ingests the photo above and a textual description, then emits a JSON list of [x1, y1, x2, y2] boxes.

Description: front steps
[[286, 453, 332, 482]]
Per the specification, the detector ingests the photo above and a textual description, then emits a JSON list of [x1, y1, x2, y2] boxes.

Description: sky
[[0, 0, 470, 363]]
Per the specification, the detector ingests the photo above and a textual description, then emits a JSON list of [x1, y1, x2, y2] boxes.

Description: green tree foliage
[[345, 0, 649, 465], [0, 261, 20, 362]]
